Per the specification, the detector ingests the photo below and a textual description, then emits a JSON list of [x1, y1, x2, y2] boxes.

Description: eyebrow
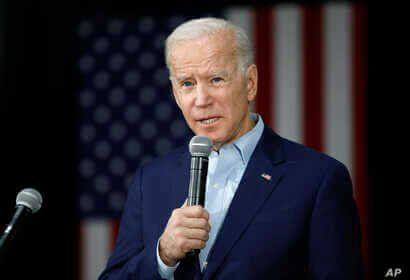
[[174, 76, 190, 83], [210, 71, 228, 77], [172, 70, 230, 83]]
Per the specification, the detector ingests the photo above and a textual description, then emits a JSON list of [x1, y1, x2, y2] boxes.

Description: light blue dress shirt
[[157, 113, 265, 279]]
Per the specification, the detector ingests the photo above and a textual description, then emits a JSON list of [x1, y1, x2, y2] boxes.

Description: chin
[[190, 123, 231, 144], [205, 134, 227, 147], [193, 130, 220, 143]]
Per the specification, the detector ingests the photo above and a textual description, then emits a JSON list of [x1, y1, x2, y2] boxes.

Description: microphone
[[188, 135, 212, 207], [187, 135, 212, 256], [0, 188, 43, 252]]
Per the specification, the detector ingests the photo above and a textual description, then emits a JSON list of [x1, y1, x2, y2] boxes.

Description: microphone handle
[[0, 206, 30, 255], [187, 156, 208, 257], [187, 156, 208, 207]]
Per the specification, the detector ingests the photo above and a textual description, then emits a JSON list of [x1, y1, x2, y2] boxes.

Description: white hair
[[165, 17, 254, 74]]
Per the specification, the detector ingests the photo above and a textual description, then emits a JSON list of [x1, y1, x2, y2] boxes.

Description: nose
[[194, 83, 212, 107]]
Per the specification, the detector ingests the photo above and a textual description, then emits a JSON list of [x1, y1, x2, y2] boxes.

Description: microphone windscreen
[[16, 188, 43, 213], [189, 136, 212, 157]]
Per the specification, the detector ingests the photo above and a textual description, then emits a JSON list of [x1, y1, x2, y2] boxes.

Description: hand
[[159, 201, 210, 266]]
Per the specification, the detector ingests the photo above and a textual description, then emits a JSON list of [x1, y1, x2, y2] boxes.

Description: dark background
[[0, 1, 408, 279]]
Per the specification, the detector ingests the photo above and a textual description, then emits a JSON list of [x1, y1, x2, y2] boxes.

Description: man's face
[[169, 30, 257, 148]]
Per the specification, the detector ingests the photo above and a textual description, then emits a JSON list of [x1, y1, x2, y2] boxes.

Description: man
[[99, 17, 364, 279]]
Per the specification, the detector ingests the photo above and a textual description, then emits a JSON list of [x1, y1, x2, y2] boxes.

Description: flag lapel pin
[[261, 173, 272, 181]]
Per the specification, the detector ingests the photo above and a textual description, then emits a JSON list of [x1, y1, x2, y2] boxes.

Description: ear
[[246, 64, 257, 102]]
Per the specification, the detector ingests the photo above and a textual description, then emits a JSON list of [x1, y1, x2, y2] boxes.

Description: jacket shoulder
[[139, 145, 188, 173], [277, 134, 349, 173]]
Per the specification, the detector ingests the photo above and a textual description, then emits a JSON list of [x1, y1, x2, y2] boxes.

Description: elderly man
[[99, 17, 364, 280]]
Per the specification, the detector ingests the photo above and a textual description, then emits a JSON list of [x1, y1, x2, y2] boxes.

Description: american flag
[[76, 3, 367, 279]]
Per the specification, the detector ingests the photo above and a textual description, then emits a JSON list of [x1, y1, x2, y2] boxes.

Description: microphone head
[[189, 135, 212, 157], [16, 188, 43, 214]]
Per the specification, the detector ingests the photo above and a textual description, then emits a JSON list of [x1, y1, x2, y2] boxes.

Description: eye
[[211, 77, 224, 84], [181, 80, 194, 87]]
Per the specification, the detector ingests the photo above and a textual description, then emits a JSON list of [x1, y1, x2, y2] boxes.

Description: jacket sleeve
[[98, 167, 163, 280], [308, 161, 365, 280]]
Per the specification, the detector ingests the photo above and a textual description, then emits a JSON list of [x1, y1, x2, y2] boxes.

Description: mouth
[[197, 116, 221, 126]]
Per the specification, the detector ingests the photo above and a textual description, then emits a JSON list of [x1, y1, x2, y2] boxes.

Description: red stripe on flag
[[302, 5, 323, 151], [254, 8, 274, 127], [352, 3, 369, 278], [111, 220, 120, 250]]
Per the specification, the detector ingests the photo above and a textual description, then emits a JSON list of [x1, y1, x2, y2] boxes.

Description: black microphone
[[0, 188, 43, 254], [187, 135, 212, 256]]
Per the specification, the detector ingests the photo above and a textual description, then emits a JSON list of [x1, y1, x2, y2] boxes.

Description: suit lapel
[[202, 128, 285, 279]]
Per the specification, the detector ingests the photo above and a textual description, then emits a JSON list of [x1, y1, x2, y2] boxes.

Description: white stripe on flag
[[274, 5, 302, 143], [82, 219, 111, 280], [324, 3, 353, 172], [225, 7, 255, 112]]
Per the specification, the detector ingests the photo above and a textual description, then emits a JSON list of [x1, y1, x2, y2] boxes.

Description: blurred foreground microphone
[[188, 135, 212, 207], [187, 136, 212, 256], [0, 188, 43, 252]]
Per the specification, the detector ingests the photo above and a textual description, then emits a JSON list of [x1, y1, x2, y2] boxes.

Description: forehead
[[169, 30, 237, 76]]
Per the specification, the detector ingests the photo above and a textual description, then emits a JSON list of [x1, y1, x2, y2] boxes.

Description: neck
[[212, 113, 255, 151]]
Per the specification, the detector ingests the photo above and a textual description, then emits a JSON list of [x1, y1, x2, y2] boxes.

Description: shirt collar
[[215, 113, 264, 165], [233, 112, 265, 165]]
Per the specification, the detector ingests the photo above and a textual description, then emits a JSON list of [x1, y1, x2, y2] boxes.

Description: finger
[[179, 217, 211, 231], [180, 228, 209, 241], [182, 205, 209, 219], [181, 239, 207, 253]]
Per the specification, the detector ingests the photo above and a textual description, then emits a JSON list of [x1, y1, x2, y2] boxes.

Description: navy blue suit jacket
[[99, 127, 364, 279]]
